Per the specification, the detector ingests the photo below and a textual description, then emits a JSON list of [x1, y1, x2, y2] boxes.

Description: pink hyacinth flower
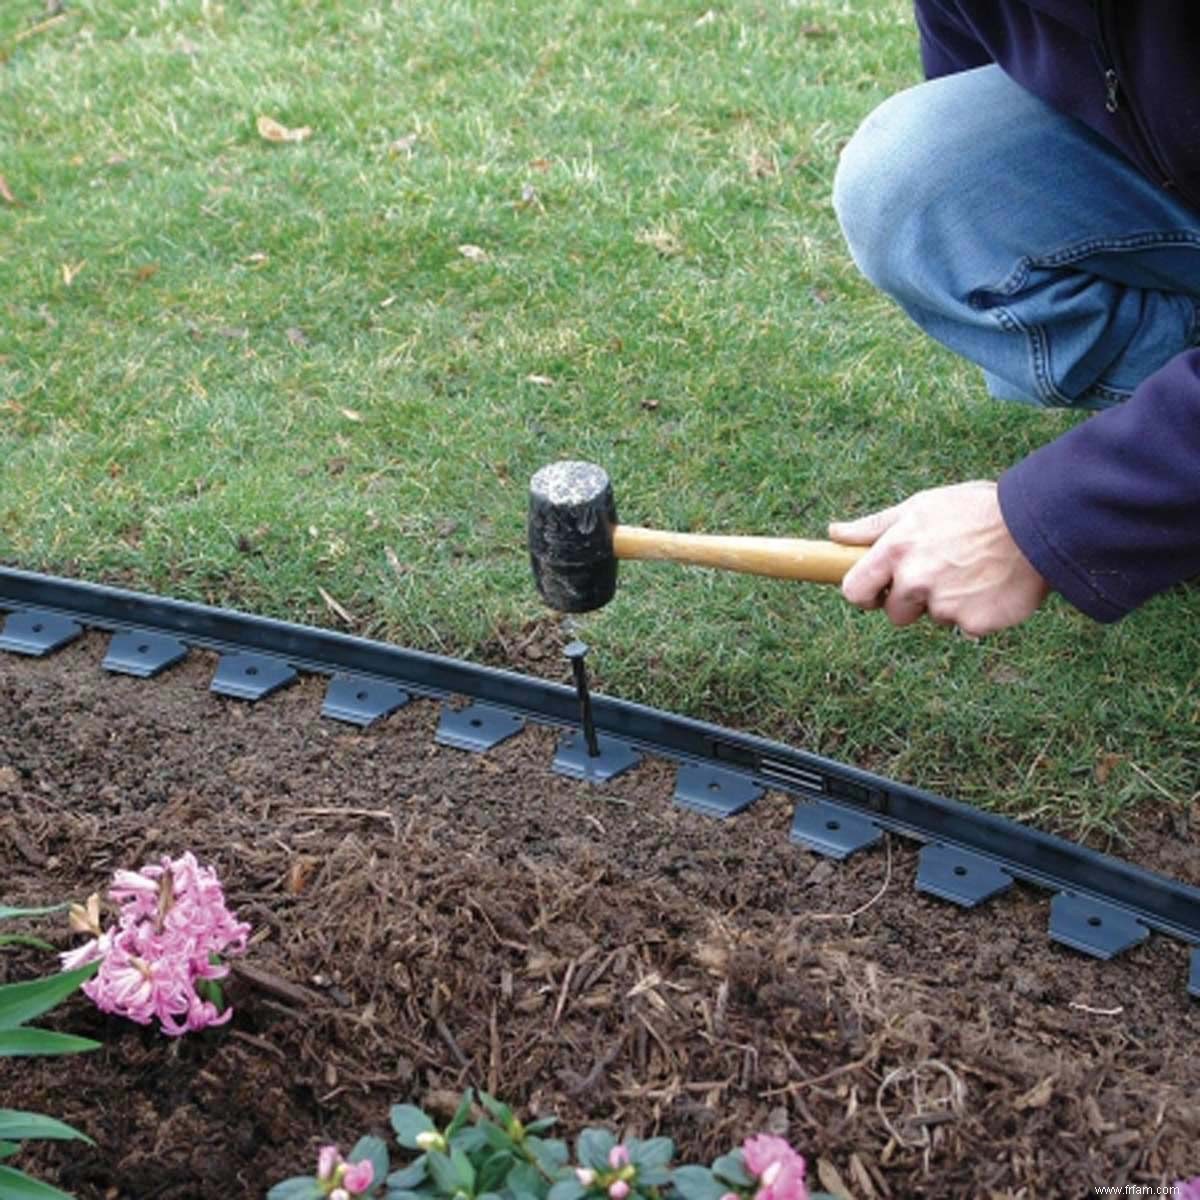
[[742, 1135, 807, 1200], [68, 850, 250, 1037], [1176, 1178, 1200, 1200], [341, 1159, 375, 1194], [608, 1182, 630, 1200]]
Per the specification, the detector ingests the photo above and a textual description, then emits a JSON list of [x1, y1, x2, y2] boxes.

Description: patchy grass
[[2, 0, 1197, 837]]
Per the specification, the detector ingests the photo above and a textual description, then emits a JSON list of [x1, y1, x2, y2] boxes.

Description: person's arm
[[829, 349, 1200, 633]]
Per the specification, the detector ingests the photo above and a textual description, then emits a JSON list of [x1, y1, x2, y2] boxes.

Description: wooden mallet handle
[[528, 460, 865, 612], [613, 525, 865, 584]]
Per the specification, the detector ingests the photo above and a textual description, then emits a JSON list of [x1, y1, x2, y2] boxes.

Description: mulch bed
[[3, 630, 1199, 1200]]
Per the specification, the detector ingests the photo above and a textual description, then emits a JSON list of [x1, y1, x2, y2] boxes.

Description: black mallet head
[[528, 460, 619, 613]]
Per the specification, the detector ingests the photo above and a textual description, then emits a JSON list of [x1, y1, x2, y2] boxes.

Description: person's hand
[[828, 480, 1051, 636]]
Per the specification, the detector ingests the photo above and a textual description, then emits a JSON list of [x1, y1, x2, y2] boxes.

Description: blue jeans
[[833, 65, 1200, 410]]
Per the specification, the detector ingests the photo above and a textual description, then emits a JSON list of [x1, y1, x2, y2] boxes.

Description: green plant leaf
[[629, 1138, 673, 1171], [451, 1147, 476, 1192], [391, 1105, 438, 1149], [546, 1180, 586, 1200], [0, 1162, 80, 1199], [576, 1129, 616, 1172], [265, 1178, 323, 1200], [387, 1156, 428, 1190], [478, 1092, 513, 1128], [0, 905, 68, 923], [670, 1167, 728, 1200], [476, 1150, 513, 1194], [479, 1122, 515, 1154], [426, 1149, 461, 1195], [349, 1135, 390, 1191], [710, 1154, 752, 1189], [0, 963, 98, 1033], [445, 1091, 474, 1139], [0, 1143, 18, 1161], [525, 1137, 569, 1175], [0, 1112, 92, 1145], [0, 937, 55, 953], [522, 1118, 557, 1135], [503, 1160, 546, 1200], [449, 1126, 489, 1156], [636, 1166, 671, 1188], [0, 1029, 100, 1058], [386, 1191, 427, 1200]]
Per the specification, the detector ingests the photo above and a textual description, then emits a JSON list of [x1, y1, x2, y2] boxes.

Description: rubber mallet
[[528, 460, 866, 612]]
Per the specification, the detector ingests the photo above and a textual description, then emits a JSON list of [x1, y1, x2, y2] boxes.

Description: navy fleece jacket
[[912, 1, 1200, 620]]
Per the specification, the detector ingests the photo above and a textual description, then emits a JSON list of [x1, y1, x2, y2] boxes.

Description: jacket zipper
[[1094, 1, 1176, 189], [1103, 68, 1119, 114]]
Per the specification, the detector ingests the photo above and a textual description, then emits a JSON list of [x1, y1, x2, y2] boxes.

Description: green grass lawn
[[2, 0, 1197, 839]]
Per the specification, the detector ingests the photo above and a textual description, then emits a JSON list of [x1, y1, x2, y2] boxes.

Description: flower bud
[[576, 1169, 597, 1187], [342, 1160, 375, 1194], [416, 1130, 447, 1153], [608, 1146, 631, 1169], [317, 1145, 341, 1181], [330, 1190, 350, 1200], [609, 1181, 630, 1200], [69, 893, 103, 936]]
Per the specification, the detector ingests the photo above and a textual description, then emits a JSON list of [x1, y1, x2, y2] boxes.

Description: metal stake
[[564, 640, 600, 758]]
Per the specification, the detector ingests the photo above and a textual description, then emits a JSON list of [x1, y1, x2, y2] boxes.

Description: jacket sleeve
[[997, 349, 1200, 622], [913, 0, 994, 78]]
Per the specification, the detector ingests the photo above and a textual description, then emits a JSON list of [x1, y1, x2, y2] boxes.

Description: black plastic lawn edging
[[2, 564, 1198, 1000]]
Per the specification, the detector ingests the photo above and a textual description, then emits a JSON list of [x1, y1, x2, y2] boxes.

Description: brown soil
[[3, 631, 1199, 1200]]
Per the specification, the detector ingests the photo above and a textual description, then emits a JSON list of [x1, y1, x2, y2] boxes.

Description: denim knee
[[833, 87, 935, 297]]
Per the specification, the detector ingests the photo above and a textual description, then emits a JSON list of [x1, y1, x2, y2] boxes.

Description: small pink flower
[[608, 1182, 630, 1200], [742, 1135, 807, 1200], [608, 1145, 631, 1170], [1176, 1178, 1200, 1200], [719, 1194, 740, 1200], [317, 1145, 340, 1182], [341, 1160, 375, 1194], [330, 1191, 350, 1200]]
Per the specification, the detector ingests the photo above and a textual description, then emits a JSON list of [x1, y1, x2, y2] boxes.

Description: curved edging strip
[[1, 565, 1197, 995]]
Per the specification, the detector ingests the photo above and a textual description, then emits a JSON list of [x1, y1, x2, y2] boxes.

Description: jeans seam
[[984, 232, 1200, 299], [1031, 230, 1200, 270], [989, 306, 1068, 406]]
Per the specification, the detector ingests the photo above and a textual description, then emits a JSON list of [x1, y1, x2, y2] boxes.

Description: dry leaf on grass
[[0, 175, 17, 205], [384, 546, 407, 579], [256, 115, 313, 144], [457, 244, 490, 263], [317, 586, 355, 626], [524, 374, 554, 386], [339, 407, 363, 422], [61, 261, 86, 286], [636, 227, 683, 257]]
